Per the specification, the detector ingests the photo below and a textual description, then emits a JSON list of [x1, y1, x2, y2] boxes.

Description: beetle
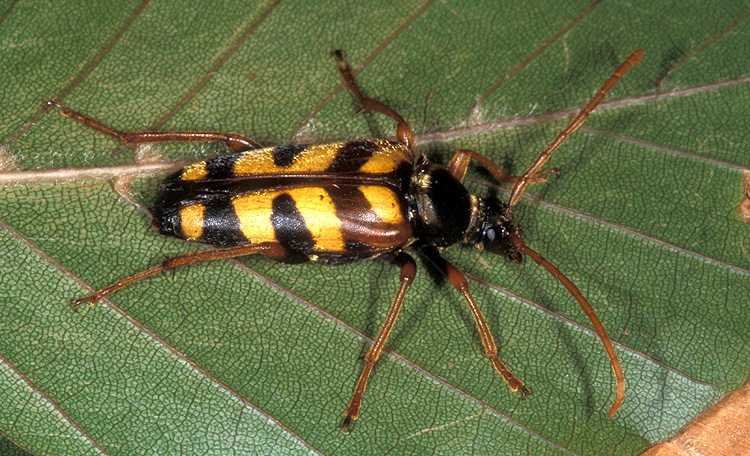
[[49, 48, 643, 428]]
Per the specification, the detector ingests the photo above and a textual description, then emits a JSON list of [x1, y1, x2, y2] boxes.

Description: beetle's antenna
[[508, 233, 624, 417], [509, 49, 644, 208]]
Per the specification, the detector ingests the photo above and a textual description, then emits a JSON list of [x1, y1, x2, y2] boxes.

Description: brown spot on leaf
[[640, 378, 750, 456], [739, 170, 750, 223], [0, 145, 17, 172]]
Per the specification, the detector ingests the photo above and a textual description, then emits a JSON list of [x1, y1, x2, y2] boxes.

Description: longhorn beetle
[[50, 48, 643, 428]]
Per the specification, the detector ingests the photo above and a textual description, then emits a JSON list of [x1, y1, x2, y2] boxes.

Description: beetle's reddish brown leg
[[45, 101, 262, 153], [448, 149, 559, 185], [342, 252, 416, 430], [509, 49, 644, 207], [72, 243, 288, 311], [422, 246, 531, 397], [331, 50, 414, 149]]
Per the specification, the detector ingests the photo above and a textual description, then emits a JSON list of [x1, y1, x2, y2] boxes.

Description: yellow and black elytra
[[50, 48, 643, 428], [152, 139, 414, 263]]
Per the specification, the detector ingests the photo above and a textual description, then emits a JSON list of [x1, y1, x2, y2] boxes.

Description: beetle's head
[[477, 196, 523, 263]]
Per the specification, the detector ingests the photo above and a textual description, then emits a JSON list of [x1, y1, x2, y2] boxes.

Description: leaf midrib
[[4, 73, 748, 187]]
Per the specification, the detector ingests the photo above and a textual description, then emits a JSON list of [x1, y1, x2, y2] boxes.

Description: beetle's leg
[[72, 242, 287, 310], [448, 149, 559, 185], [422, 246, 531, 397], [507, 233, 624, 417], [509, 49, 644, 207], [331, 50, 414, 149], [46, 101, 262, 153], [342, 252, 416, 430]]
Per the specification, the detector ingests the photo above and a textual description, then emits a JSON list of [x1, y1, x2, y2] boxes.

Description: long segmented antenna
[[508, 233, 624, 417], [503, 50, 643, 417], [509, 49, 644, 207]]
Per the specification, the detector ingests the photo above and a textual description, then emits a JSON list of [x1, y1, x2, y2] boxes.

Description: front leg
[[421, 245, 530, 397], [448, 149, 559, 185]]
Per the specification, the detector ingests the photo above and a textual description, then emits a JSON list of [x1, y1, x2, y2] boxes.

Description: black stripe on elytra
[[273, 144, 308, 168], [325, 185, 376, 254], [205, 153, 242, 180], [199, 194, 247, 247], [324, 140, 378, 173], [271, 193, 315, 262]]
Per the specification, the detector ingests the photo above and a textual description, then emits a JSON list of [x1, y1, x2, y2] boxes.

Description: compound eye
[[483, 225, 506, 254], [485, 226, 497, 243]]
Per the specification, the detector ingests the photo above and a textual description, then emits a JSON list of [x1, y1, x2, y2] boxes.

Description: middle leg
[[342, 252, 417, 429], [331, 50, 414, 149]]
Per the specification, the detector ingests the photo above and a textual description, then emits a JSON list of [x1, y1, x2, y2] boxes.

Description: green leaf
[[1, 0, 749, 455]]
